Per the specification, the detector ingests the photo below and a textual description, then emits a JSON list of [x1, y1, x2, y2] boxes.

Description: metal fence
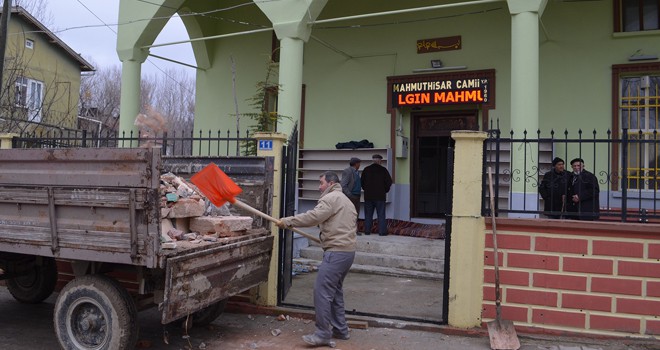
[[483, 127, 659, 223], [11, 129, 257, 157]]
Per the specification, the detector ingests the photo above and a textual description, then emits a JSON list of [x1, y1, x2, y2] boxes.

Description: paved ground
[[282, 270, 443, 321], [0, 287, 658, 350]]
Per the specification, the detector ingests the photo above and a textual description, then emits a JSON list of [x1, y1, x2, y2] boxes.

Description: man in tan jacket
[[277, 171, 357, 346]]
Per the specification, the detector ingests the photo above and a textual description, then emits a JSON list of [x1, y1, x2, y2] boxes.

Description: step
[[307, 235, 445, 260], [299, 246, 444, 274], [294, 258, 443, 281], [356, 235, 444, 259]]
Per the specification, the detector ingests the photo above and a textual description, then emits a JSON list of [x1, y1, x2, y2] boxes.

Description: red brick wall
[[482, 219, 660, 337]]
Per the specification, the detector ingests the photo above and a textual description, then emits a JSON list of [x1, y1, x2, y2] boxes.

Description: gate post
[[253, 132, 288, 306], [449, 130, 487, 328], [0, 133, 17, 149]]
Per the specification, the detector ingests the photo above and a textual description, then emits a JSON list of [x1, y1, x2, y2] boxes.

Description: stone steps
[[297, 234, 445, 280]]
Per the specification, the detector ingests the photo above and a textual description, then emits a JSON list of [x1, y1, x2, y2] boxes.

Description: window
[[620, 75, 660, 190], [15, 77, 44, 122], [617, 0, 660, 32], [25, 39, 34, 49]]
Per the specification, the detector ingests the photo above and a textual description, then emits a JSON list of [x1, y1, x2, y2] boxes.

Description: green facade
[[117, 0, 660, 220]]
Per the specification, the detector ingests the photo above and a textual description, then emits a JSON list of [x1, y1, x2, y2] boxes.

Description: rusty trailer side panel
[[161, 232, 273, 324], [0, 148, 161, 267]]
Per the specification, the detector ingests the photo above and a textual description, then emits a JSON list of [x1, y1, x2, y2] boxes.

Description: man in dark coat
[[360, 154, 392, 236], [567, 158, 600, 221], [539, 157, 570, 218], [340, 157, 362, 235]]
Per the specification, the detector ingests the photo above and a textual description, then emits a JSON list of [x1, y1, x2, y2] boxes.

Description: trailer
[[0, 147, 274, 350]]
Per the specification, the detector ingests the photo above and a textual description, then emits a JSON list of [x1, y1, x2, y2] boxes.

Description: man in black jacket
[[567, 158, 600, 221], [361, 154, 392, 235], [539, 157, 570, 218]]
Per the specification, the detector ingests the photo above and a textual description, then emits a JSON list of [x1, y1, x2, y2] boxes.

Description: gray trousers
[[313, 251, 355, 339]]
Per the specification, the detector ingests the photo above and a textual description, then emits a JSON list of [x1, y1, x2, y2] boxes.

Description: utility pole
[[0, 0, 11, 99]]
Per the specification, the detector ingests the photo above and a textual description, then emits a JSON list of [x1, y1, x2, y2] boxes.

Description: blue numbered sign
[[258, 140, 273, 151]]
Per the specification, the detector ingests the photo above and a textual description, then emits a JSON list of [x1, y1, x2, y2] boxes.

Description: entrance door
[[412, 112, 478, 218]]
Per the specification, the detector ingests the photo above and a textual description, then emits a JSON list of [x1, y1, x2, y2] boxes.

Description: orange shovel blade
[[190, 163, 242, 207]]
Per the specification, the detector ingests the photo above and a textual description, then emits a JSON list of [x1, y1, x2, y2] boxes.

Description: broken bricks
[[159, 173, 256, 247]]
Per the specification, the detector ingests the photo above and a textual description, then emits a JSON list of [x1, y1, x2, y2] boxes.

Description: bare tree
[[78, 63, 121, 135], [15, 0, 53, 27], [144, 68, 195, 134], [79, 64, 195, 138]]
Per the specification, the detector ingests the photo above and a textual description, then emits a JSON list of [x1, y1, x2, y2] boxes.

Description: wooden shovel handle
[[231, 200, 321, 243]]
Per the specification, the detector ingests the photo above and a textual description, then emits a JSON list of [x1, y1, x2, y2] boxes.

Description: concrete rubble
[[159, 173, 254, 249]]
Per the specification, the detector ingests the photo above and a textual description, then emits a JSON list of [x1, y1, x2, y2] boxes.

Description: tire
[[54, 274, 138, 350], [7, 256, 57, 304], [190, 298, 228, 327]]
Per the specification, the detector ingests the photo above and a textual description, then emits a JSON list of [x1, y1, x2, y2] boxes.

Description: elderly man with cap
[[567, 158, 600, 221], [539, 157, 570, 219], [360, 154, 393, 235], [340, 157, 362, 234]]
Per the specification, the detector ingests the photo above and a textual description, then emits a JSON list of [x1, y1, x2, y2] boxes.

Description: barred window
[[620, 75, 660, 190]]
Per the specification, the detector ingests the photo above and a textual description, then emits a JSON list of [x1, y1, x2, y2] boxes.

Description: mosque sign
[[391, 78, 490, 108]]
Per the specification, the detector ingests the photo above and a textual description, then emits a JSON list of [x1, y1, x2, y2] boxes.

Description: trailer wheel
[[54, 275, 138, 350], [191, 298, 228, 327], [7, 256, 57, 304]]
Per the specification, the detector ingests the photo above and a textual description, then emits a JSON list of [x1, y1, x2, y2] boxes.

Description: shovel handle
[[231, 200, 322, 243], [488, 167, 503, 320]]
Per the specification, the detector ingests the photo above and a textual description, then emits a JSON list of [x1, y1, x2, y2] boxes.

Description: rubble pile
[[159, 173, 254, 249]]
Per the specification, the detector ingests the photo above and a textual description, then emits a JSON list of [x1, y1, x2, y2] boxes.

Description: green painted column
[[278, 37, 304, 134], [254, 0, 328, 135], [119, 59, 143, 143], [507, 0, 547, 209]]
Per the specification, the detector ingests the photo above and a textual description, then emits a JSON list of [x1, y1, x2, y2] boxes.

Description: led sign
[[391, 78, 490, 108]]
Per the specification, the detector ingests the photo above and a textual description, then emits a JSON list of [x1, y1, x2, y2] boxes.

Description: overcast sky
[[45, 0, 195, 76]]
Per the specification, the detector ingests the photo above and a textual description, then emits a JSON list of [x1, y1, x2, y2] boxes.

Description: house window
[[25, 39, 34, 49], [15, 77, 44, 123], [620, 75, 660, 190], [617, 0, 660, 32]]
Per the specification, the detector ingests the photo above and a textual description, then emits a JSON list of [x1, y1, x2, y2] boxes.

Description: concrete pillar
[[252, 131, 288, 306], [0, 133, 17, 149], [507, 0, 547, 213], [277, 37, 304, 134], [119, 59, 144, 145], [448, 131, 488, 328]]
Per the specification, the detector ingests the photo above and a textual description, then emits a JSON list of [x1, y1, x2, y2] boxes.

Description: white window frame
[[15, 76, 44, 123], [25, 39, 34, 49]]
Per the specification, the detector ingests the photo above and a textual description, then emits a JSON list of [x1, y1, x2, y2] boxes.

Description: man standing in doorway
[[340, 157, 362, 235], [277, 171, 357, 346], [361, 154, 393, 236], [567, 158, 600, 221]]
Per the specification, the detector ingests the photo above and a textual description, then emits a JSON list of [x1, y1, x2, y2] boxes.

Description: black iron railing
[[11, 129, 256, 157], [483, 127, 659, 223]]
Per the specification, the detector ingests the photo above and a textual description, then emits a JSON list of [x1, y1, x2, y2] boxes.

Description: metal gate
[[278, 124, 298, 302]]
